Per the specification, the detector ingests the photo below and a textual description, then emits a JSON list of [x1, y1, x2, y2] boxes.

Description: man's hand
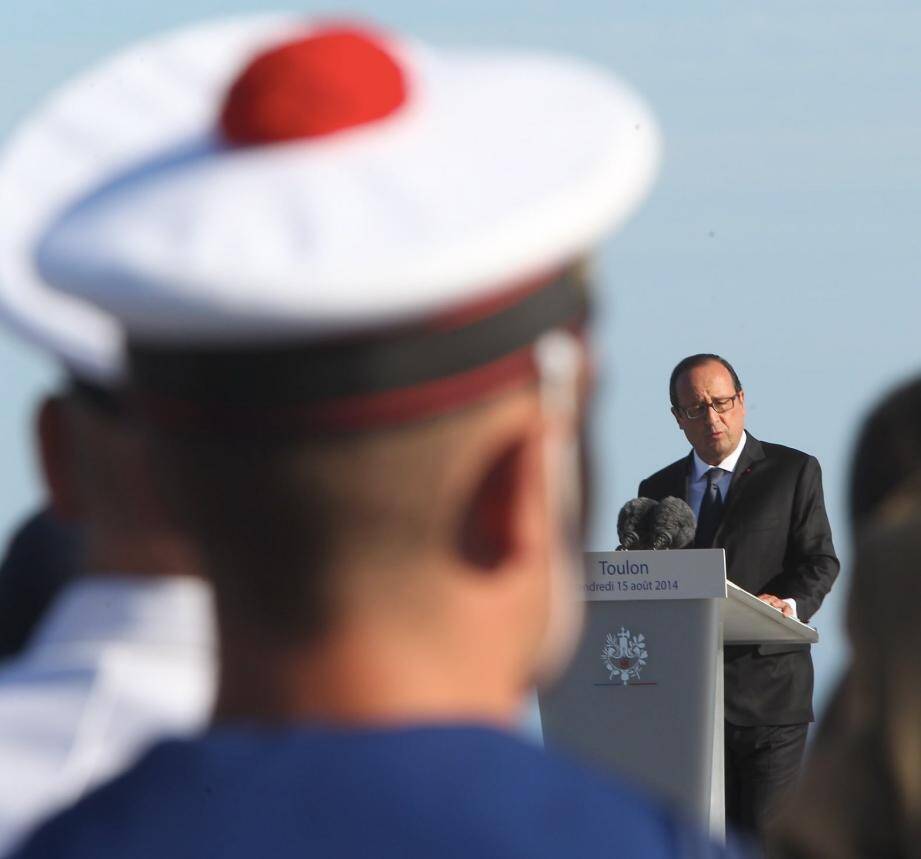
[[757, 593, 794, 616]]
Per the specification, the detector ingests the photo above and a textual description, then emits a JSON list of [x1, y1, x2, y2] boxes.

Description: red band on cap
[[305, 345, 539, 431], [220, 26, 407, 144], [136, 323, 586, 437]]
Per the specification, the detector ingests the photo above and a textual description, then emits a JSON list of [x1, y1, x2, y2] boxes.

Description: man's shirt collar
[[691, 430, 748, 481]]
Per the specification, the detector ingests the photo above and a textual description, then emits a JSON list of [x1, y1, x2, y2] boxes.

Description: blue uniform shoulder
[[12, 726, 738, 859]]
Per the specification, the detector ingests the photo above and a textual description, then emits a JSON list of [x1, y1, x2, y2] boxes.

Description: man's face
[[672, 360, 745, 465]]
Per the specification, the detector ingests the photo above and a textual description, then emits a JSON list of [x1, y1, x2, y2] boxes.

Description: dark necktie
[[695, 467, 725, 548]]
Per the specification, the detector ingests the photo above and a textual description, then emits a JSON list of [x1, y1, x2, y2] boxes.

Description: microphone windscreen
[[616, 497, 658, 549], [651, 496, 696, 549]]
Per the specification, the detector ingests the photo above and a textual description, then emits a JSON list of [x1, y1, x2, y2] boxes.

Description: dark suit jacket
[[638, 434, 839, 726]]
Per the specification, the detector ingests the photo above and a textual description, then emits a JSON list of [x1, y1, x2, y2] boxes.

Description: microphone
[[650, 497, 696, 549], [616, 497, 658, 550]]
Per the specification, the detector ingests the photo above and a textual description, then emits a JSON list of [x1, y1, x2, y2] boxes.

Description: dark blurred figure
[[768, 374, 921, 857], [768, 499, 921, 859], [0, 508, 82, 661], [848, 374, 921, 529], [814, 374, 921, 742]]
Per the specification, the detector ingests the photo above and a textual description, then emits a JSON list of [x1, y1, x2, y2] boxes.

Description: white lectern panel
[[722, 582, 819, 645], [539, 549, 819, 842], [584, 549, 727, 601]]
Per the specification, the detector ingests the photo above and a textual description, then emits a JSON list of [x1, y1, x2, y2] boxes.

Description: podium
[[537, 549, 818, 839]]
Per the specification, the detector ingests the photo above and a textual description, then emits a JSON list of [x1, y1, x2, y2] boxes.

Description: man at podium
[[638, 354, 839, 838]]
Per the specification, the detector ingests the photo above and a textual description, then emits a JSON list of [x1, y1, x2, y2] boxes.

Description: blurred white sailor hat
[[29, 15, 660, 430]]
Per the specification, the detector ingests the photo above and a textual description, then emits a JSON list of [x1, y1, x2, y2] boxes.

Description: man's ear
[[36, 396, 81, 521], [456, 438, 529, 572]]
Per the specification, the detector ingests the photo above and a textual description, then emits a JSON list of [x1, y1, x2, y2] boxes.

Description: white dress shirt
[[0, 574, 215, 856]]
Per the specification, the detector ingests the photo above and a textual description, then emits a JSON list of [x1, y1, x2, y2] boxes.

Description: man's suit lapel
[[670, 453, 693, 503], [714, 433, 766, 543]]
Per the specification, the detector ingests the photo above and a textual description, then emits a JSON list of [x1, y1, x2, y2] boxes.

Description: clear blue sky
[[2, 1, 920, 709]]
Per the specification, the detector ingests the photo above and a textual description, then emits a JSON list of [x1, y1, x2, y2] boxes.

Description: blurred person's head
[[147, 342, 590, 723], [669, 354, 745, 464], [30, 19, 660, 726], [848, 373, 921, 530], [766, 375, 921, 858]]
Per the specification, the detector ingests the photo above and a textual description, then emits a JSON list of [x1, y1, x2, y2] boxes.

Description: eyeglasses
[[671, 393, 740, 421]]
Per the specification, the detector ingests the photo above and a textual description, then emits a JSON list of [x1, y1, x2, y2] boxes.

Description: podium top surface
[[722, 582, 818, 645], [582, 550, 818, 646]]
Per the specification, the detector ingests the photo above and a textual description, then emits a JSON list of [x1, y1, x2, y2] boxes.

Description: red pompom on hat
[[219, 26, 407, 144]]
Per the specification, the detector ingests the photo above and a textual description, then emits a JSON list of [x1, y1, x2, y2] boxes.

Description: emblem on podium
[[601, 627, 648, 685]]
